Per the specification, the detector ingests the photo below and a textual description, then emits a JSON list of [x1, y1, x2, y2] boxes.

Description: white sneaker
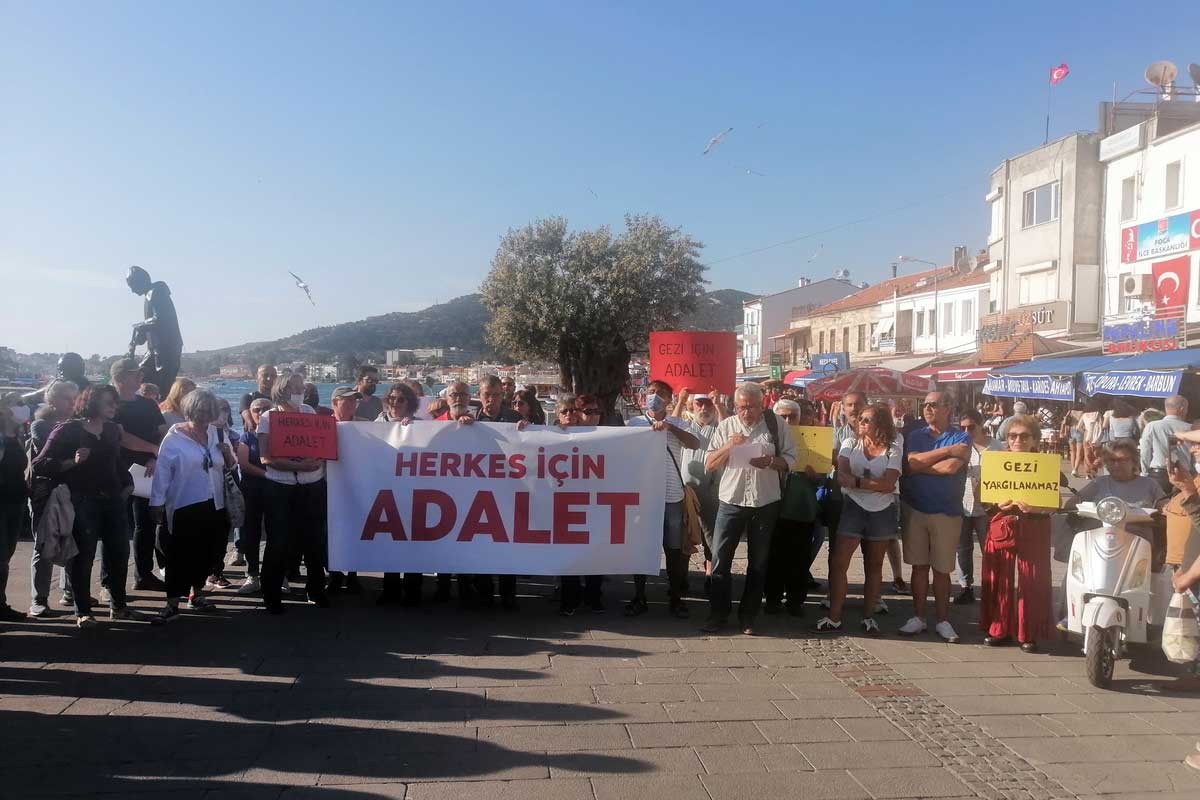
[[29, 602, 48, 618], [874, 599, 889, 615], [237, 577, 261, 595], [153, 567, 166, 582], [934, 621, 960, 643], [898, 616, 927, 636], [99, 587, 112, 606]]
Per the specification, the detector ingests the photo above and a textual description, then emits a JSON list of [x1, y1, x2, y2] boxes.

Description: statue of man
[[126, 266, 183, 391]]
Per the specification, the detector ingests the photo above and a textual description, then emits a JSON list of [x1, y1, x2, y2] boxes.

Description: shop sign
[[1081, 370, 1182, 397], [983, 373, 1075, 401], [811, 352, 849, 375], [977, 301, 1069, 362], [1121, 209, 1200, 264], [1102, 314, 1186, 355]]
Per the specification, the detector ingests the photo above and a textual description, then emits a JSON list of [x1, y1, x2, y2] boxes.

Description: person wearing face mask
[[203, 399, 241, 591], [0, 404, 29, 621], [352, 366, 383, 421], [625, 381, 702, 619], [703, 382, 796, 634], [675, 388, 723, 591]]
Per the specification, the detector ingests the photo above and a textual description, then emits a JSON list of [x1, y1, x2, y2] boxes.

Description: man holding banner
[[702, 383, 796, 635]]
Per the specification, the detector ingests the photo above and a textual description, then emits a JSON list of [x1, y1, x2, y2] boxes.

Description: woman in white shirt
[[256, 379, 328, 614], [814, 403, 903, 636], [149, 388, 235, 623]]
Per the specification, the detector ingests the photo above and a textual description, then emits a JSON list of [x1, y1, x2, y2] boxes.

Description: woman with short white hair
[[28, 380, 79, 617], [149, 388, 236, 623]]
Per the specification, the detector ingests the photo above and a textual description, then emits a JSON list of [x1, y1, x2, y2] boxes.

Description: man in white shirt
[[1140, 395, 1192, 492], [703, 382, 797, 634], [626, 380, 701, 618]]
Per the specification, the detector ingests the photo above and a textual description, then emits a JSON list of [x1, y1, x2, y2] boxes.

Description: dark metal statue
[[126, 266, 183, 391]]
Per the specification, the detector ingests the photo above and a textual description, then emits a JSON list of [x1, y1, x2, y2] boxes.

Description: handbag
[[1162, 590, 1200, 664], [665, 444, 703, 556], [216, 428, 245, 528], [986, 513, 1019, 551]]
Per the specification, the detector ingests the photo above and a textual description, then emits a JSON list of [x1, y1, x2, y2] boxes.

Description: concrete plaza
[[3, 539, 1200, 800]]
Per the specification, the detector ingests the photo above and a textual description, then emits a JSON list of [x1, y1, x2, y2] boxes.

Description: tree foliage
[[481, 215, 705, 410]]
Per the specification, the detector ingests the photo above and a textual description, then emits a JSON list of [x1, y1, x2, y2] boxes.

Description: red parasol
[[804, 367, 936, 401]]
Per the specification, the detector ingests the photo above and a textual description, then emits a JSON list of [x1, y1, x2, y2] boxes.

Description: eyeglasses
[[202, 448, 213, 473], [859, 416, 879, 425], [735, 405, 757, 413], [1007, 432, 1034, 441], [960, 423, 977, 431], [922, 401, 944, 409], [448, 391, 470, 399], [779, 413, 798, 422], [558, 408, 580, 416], [385, 394, 405, 403]]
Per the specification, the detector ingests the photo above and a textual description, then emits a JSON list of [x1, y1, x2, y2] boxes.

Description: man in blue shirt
[[900, 391, 970, 643]]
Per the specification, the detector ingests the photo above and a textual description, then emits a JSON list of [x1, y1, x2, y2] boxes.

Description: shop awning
[[983, 354, 1115, 401], [932, 367, 992, 383], [783, 369, 816, 386], [1080, 348, 1200, 397], [739, 374, 770, 383]]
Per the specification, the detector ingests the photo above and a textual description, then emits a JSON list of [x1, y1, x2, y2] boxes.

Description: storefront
[[1079, 349, 1200, 402], [984, 355, 1113, 401]]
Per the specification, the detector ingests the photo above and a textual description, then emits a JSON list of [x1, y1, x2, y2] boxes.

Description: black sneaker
[[953, 587, 975, 605], [134, 575, 166, 591], [0, 605, 27, 622]]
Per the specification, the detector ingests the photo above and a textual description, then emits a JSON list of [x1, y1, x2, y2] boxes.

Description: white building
[[742, 277, 859, 368], [1101, 115, 1200, 323], [983, 132, 1104, 338], [878, 269, 990, 357]]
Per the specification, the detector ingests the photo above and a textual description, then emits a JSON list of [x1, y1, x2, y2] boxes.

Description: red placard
[[648, 331, 737, 396], [267, 412, 338, 460]]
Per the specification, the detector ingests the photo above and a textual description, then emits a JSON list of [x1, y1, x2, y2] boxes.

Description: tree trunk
[[557, 333, 629, 416]]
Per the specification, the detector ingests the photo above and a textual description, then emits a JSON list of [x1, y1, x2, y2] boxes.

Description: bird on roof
[[289, 271, 316, 306], [702, 127, 733, 155]]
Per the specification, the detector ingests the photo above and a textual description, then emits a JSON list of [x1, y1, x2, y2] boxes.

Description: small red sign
[[1121, 226, 1137, 264], [268, 412, 338, 460], [648, 331, 737, 396]]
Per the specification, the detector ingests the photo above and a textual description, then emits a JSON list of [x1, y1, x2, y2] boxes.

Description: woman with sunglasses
[[979, 414, 1058, 652], [376, 382, 419, 423], [148, 388, 236, 623], [813, 403, 903, 635], [512, 388, 546, 425]]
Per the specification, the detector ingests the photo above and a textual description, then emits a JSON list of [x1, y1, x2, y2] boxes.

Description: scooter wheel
[[1086, 626, 1115, 688]]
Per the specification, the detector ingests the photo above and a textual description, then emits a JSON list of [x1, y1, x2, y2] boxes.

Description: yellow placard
[[790, 425, 834, 473], [979, 450, 1062, 508]]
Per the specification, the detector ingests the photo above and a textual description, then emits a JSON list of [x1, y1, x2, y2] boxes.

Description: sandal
[[861, 617, 881, 635], [811, 616, 842, 634], [623, 598, 649, 617]]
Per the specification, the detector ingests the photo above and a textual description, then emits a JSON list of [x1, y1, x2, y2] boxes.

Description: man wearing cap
[[112, 357, 169, 591], [675, 388, 724, 588], [625, 380, 701, 618]]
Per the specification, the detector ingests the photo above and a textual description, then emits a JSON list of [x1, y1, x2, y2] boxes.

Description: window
[[1120, 175, 1137, 221], [1022, 181, 1060, 228], [857, 324, 866, 352], [818, 331, 825, 352], [842, 326, 850, 352], [1166, 161, 1183, 210], [829, 329, 836, 351], [960, 298, 974, 333], [915, 311, 925, 336], [989, 199, 1004, 242], [1018, 269, 1056, 305], [928, 308, 937, 336], [942, 302, 954, 336]]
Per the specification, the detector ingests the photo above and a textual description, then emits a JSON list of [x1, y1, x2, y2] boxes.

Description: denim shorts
[[837, 498, 899, 542], [1069, 429, 1083, 443]]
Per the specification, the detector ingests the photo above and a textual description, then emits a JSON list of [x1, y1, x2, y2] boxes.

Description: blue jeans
[[709, 500, 779, 622], [957, 514, 989, 588], [68, 494, 129, 616], [0, 499, 27, 609]]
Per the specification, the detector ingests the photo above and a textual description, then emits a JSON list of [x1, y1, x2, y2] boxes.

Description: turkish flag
[[1050, 64, 1070, 85], [1152, 255, 1191, 318], [1191, 210, 1200, 251]]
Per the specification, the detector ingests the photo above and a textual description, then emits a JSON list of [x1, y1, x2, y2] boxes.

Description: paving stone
[[701, 769, 873, 800], [665, 700, 785, 722], [627, 721, 768, 748], [478, 723, 632, 752], [752, 719, 853, 744], [1059, 693, 1178, 713], [1041, 712, 1167, 736], [771, 697, 878, 719], [835, 717, 910, 741], [1042, 761, 1200, 795], [407, 778, 591, 800], [1135, 711, 1200, 734], [962, 715, 1066, 739], [1001, 734, 1191, 764], [637, 652, 758, 668], [593, 684, 698, 703], [912, 678, 1011, 697], [984, 676, 1098, 695], [690, 682, 796, 701], [849, 766, 973, 798], [892, 662, 1026, 679], [796, 740, 940, 769], [549, 746, 703, 778], [939, 694, 1088, 716], [591, 775, 710, 800]]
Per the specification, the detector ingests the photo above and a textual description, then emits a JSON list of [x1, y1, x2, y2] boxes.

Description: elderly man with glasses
[[899, 391, 971, 642]]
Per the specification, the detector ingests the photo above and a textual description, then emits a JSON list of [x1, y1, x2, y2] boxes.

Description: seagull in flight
[[806, 244, 823, 263], [702, 127, 733, 155], [289, 271, 316, 306], [587, 186, 599, 199]]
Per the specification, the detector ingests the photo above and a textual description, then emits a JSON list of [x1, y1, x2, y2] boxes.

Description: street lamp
[[897, 255, 940, 356]]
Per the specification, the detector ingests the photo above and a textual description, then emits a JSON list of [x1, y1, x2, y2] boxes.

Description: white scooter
[[1065, 498, 1171, 688]]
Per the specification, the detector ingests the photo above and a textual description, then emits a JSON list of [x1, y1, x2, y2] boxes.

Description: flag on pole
[[1049, 63, 1070, 85]]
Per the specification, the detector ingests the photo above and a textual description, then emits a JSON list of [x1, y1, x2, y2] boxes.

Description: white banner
[[327, 421, 667, 575]]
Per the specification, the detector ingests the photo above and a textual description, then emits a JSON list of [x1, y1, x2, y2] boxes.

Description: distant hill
[[183, 289, 753, 372]]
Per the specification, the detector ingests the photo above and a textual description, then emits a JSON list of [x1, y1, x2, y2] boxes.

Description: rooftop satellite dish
[[1145, 60, 1178, 101]]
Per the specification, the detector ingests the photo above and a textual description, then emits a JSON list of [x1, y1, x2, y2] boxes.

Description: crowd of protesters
[[3, 358, 1200, 654]]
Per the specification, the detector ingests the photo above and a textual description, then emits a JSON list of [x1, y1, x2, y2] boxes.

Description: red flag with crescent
[[1049, 64, 1070, 85], [1152, 256, 1190, 319]]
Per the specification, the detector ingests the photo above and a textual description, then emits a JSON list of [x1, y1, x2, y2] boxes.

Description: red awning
[[933, 367, 991, 383], [782, 369, 812, 384], [805, 368, 936, 401]]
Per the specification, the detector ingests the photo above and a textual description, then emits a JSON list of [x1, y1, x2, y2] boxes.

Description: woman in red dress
[[980, 414, 1057, 653]]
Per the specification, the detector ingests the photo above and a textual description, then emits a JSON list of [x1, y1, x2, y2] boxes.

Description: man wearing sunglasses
[[899, 391, 971, 642], [954, 409, 1003, 605]]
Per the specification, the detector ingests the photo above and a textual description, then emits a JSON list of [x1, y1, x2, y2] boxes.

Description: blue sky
[[3, 1, 1196, 355]]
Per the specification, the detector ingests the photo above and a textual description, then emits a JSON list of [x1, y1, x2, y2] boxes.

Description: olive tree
[[481, 214, 705, 413]]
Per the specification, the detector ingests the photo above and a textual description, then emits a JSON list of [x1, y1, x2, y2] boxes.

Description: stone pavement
[[3, 539, 1200, 800]]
